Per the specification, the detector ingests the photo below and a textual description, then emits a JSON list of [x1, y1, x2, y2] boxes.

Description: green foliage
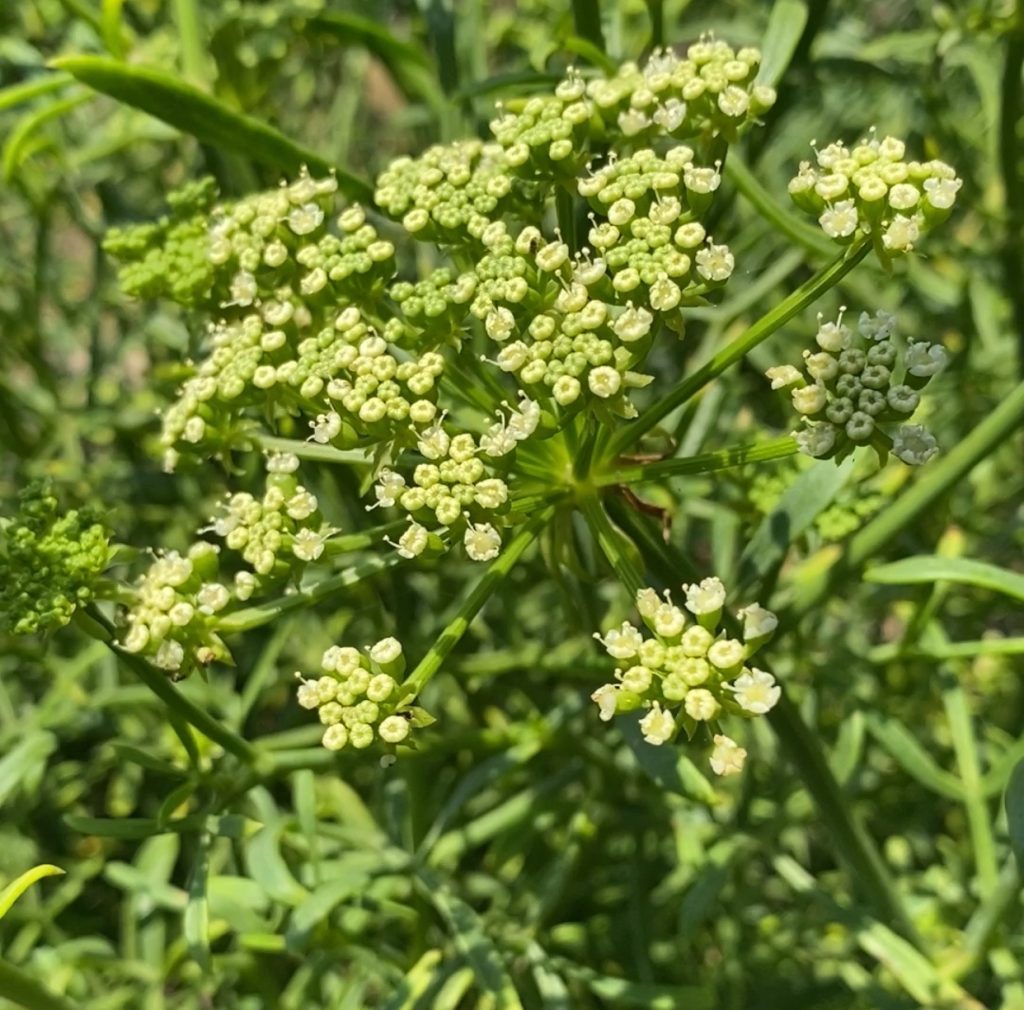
[[0, 482, 111, 635], [1, 1, 1023, 1010]]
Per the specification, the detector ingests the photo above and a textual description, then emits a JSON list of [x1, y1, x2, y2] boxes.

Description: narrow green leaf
[[1005, 759, 1024, 870], [866, 716, 965, 801], [184, 833, 211, 967], [0, 732, 57, 808], [2, 94, 90, 181], [0, 864, 65, 921], [108, 742, 187, 779], [379, 949, 444, 1010], [308, 13, 444, 110], [865, 555, 1024, 602], [757, 0, 809, 87], [285, 867, 372, 948], [244, 825, 309, 906], [50, 55, 372, 201], [561, 35, 617, 75], [0, 74, 73, 113], [416, 868, 525, 1010], [736, 457, 854, 592], [621, 715, 719, 805]]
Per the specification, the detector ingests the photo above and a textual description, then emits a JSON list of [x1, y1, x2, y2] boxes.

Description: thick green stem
[[255, 435, 370, 466], [605, 240, 871, 461], [401, 508, 554, 696], [598, 436, 799, 486], [724, 154, 835, 258], [0, 958, 81, 1010], [579, 495, 645, 595], [79, 607, 259, 766], [999, 5, 1024, 364]]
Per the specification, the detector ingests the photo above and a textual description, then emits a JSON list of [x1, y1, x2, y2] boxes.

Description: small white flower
[[819, 199, 858, 238], [857, 310, 898, 341], [369, 637, 403, 666], [636, 587, 661, 619], [793, 423, 836, 458], [234, 571, 256, 601], [882, 213, 923, 253], [684, 688, 719, 721], [731, 667, 781, 714], [613, 304, 654, 343], [695, 242, 734, 282], [464, 523, 501, 562], [683, 577, 726, 616], [620, 665, 653, 694], [766, 365, 802, 390], [154, 639, 185, 671], [229, 270, 258, 306], [367, 674, 396, 702], [591, 683, 619, 722], [683, 166, 721, 195], [639, 702, 676, 745], [297, 679, 321, 710], [485, 307, 515, 342], [892, 424, 939, 465], [904, 340, 948, 377], [182, 415, 206, 444], [417, 423, 451, 461], [266, 452, 300, 474], [738, 603, 778, 641], [379, 715, 410, 744], [391, 522, 429, 559], [791, 383, 827, 415], [372, 469, 406, 508], [709, 734, 747, 776], [816, 314, 851, 352], [707, 638, 744, 671], [507, 395, 541, 440], [310, 411, 342, 444], [595, 621, 645, 660], [923, 175, 962, 210], [652, 602, 686, 639], [588, 366, 622, 399], [288, 203, 325, 236], [286, 490, 318, 521], [197, 582, 230, 615], [292, 528, 329, 562]]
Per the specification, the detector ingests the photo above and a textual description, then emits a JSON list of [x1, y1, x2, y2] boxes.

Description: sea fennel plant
[[24, 39, 958, 776]]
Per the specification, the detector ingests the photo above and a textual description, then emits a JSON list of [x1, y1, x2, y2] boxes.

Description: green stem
[[578, 495, 644, 595], [598, 436, 799, 486], [944, 858, 1022, 981], [724, 154, 835, 258], [78, 607, 259, 766], [605, 240, 871, 461], [942, 672, 1000, 899], [0, 958, 81, 1010], [401, 508, 554, 696], [216, 555, 400, 634], [171, 0, 206, 82], [255, 435, 371, 466], [767, 697, 924, 948]]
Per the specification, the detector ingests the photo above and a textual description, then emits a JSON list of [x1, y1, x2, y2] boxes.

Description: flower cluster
[[591, 577, 778, 776], [207, 453, 334, 577], [766, 309, 947, 464], [788, 134, 962, 257], [103, 178, 220, 306], [0, 483, 111, 635], [296, 638, 419, 751], [119, 542, 231, 673], [490, 39, 775, 183]]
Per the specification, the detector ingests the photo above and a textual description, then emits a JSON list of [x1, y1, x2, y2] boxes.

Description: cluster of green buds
[[296, 638, 423, 751], [0, 483, 111, 635], [207, 452, 334, 577], [767, 309, 946, 464], [788, 134, 962, 259], [591, 578, 778, 776], [374, 140, 515, 244], [119, 542, 231, 673], [103, 178, 220, 306], [489, 38, 775, 184]]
